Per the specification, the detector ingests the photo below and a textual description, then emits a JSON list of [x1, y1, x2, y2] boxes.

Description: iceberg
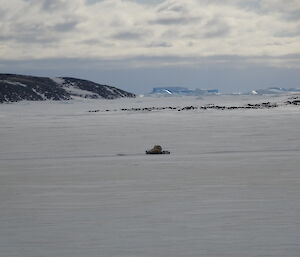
[[148, 87, 219, 96]]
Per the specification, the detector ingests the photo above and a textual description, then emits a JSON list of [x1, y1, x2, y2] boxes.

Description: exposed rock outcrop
[[146, 145, 170, 155]]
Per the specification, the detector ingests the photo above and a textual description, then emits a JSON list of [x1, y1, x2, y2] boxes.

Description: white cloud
[[0, 0, 299, 67]]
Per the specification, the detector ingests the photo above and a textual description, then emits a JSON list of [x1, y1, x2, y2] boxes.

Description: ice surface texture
[[0, 95, 300, 257]]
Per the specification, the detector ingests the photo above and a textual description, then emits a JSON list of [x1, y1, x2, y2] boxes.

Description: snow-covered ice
[[51, 77, 99, 98], [51, 77, 65, 85], [0, 95, 300, 257]]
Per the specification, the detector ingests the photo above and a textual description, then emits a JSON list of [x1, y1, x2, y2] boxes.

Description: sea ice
[[0, 95, 299, 257]]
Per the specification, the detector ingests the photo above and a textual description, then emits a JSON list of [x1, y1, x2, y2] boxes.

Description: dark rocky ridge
[[0, 74, 135, 103], [88, 101, 282, 113]]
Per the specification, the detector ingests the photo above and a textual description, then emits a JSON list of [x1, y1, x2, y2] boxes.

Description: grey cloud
[[157, 3, 188, 14], [110, 18, 125, 28], [11, 31, 58, 44], [247, 0, 300, 17], [41, 0, 66, 11], [1, 0, 299, 63], [184, 18, 231, 39], [0, 36, 14, 43], [146, 42, 172, 48], [281, 53, 300, 59], [0, 1, 81, 45], [220, 0, 263, 13], [81, 39, 101, 45], [87, 0, 163, 5], [154, 2, 195, 26], [161, 29, 179, 39], [0, 8, 5, 18], [1, 33, 58, 44], [80, 39, 116, 48], [2, 53, 300, 72], [24, 0, 68, 12], [53, 20, 78, 32], [1, 21, 59, 44], [0, 20, 79, 45], [203, 28, 230, 38], [85, 0, 102, 4], [166, 5, 186, 13], [112, 31, 146, 40], [282, 10, 300, 21], [203, 18, 231, 38], [274, 29, 300, 38], [149, 16, 201, 25], [237, 0, 261, 10]]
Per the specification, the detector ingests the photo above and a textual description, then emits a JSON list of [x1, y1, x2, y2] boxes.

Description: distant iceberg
[[247, 87, 300, 95], [148, 87, 219, 96]]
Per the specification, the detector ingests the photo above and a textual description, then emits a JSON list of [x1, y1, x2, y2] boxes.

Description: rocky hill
[[0, 74, 135, 103]]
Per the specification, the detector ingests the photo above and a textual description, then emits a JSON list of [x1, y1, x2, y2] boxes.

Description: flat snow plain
[[0, 95, 300, 257]]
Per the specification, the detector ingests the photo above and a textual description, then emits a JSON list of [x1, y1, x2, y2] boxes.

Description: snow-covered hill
[[0, 74, 135, 103]]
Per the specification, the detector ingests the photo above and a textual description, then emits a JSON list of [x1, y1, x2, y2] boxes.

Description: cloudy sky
[[1, 0, 300, 93]]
